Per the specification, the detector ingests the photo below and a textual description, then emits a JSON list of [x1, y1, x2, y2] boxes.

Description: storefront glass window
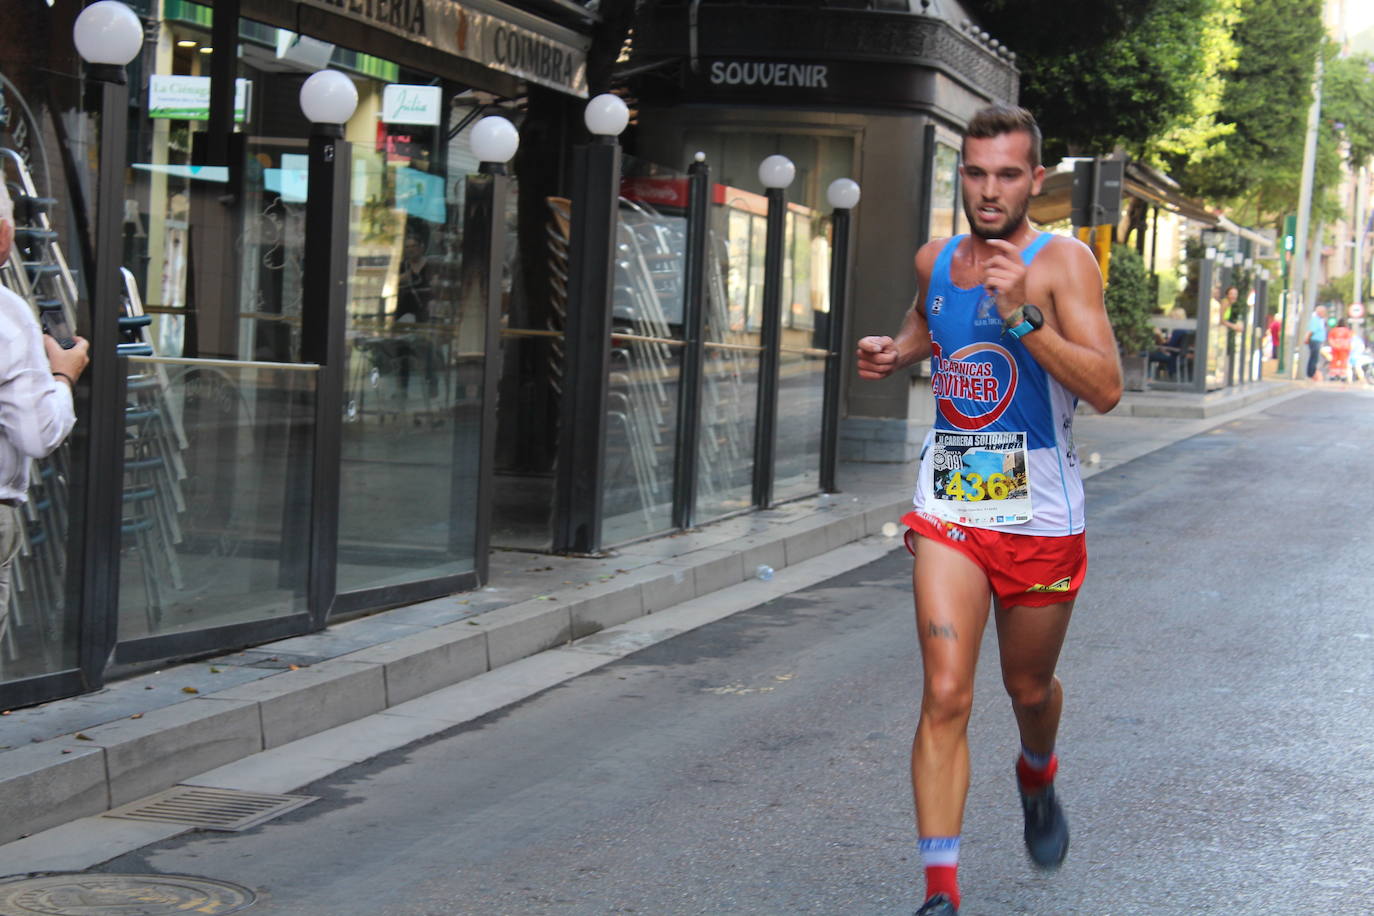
[[601, 155, 687, 544], [0, 65, 96, 690], [774, 203, 828, 502], [931, 141, 960, 240], [682, 129, 849, 508], [119, 357, 316, 638], [114, 5, 496, 636], [336, 86, 490, 594], [696, 187, 764, 522], [114, 10, 335, 643]]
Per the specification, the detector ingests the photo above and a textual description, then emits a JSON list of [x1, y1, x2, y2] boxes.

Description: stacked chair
[[0, 147, 80, 669], [0, 146, 187, 669]]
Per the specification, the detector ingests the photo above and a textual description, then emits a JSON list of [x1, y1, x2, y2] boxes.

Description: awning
[[1029, 159, 1220, 228]]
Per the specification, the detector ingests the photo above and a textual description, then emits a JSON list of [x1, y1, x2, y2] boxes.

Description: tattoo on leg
[[927, 621, 958, 640]]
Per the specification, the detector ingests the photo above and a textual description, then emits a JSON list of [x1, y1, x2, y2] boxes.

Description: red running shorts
[[901, 510, 1087, 608]]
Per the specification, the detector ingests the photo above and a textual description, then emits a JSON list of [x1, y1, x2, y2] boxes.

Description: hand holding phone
[[40, 310, 77, 350]]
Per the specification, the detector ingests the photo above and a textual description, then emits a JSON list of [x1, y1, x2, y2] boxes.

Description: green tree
[[966, 0, 1237, 162], [1324, 53, 1374, 169], [1105, 244, 1157, 353], [1180, 0, 1328, 224]]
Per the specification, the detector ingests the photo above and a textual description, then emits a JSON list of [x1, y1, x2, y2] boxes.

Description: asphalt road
[[99, 390, 1374, 915]]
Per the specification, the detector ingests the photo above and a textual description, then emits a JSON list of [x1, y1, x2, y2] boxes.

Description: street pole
[[299, 70, 357, 625], [553, 94, 628, 555], [1291, 53, 1323, 378], [671, 153, 711, 530], [1304, 219, 1325, 345], [1355, 165, 1367, 309], [820, 178, 860, 494], [752, 154, 795, 510], [70, 0, 144, 677], [463, 118, 517, 581]]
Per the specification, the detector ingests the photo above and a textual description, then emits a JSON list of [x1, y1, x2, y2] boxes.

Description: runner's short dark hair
[[963, 105, 1042, 169]]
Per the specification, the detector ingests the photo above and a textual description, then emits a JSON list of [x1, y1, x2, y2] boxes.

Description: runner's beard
[[965, 195, 1029, 240]]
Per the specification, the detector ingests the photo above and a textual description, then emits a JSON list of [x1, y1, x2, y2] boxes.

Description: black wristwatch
[[1003, 304, 1044, 339]]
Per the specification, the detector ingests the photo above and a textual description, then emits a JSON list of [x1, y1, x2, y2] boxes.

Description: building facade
[[1, 0, 1015, 709]]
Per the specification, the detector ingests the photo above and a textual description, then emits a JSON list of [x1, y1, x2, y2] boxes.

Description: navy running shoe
[[1020, 781, 1069, 868], [915, 893, 958, 915]]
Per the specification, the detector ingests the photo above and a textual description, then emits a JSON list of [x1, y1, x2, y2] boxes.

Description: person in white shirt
[[0, 178, 89, 655]]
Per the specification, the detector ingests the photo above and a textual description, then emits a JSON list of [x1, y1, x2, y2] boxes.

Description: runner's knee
[[922, 673, 975, 726], [1003, 674, 1057, 712]]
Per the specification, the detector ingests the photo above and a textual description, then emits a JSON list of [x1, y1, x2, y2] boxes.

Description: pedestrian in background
[[1305, 304, 1328, 381], [855, 105, 1121, 916], [0, 179, 89, 666], [1326, 317, 1353, 383]]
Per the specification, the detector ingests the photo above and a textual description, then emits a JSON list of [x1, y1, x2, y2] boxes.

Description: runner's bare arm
[[855, 241, 942, 379], [985, 237, 1122, 414]]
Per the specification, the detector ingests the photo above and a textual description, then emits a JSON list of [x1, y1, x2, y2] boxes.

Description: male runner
[[855, 105, 1122, 915]]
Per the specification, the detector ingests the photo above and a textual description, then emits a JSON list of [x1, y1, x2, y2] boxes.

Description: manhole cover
[[0, 873, 256, 915]]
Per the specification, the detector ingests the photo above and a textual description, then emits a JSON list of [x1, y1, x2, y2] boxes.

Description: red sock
[[925, 864, 959, 908], [1016, 752, 1058, 792]]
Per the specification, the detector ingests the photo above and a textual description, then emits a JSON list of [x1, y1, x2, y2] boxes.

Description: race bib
[[928, 430, 1033, 526]]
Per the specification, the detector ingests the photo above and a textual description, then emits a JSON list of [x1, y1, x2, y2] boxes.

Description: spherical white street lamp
[[583, 93, 629, 138], [470, 116, 520, 166], [299, 70, 358, 131], [73, 0, 144, 67], [758, 154, 795, 190], [826, 178, 861, 210]]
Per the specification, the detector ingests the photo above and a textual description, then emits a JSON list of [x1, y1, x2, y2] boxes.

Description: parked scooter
[[1352, 346, 1374, 385]]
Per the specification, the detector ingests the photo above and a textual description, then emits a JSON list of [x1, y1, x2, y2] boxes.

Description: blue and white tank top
[[912, 233, 1084, 536]]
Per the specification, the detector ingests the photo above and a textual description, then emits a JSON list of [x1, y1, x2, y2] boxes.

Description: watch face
[[1023, 304, 1044, 329]]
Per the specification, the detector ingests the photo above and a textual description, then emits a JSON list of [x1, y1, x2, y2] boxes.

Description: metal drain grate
[[102, 785, 317, 831]]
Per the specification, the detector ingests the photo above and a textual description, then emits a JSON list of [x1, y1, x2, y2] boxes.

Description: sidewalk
[[0, 379, 1302, 860]]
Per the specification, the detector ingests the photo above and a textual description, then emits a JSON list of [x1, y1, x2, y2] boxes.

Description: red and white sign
[[1348, 302, 1365, 319], [620, 177, 690, 209]]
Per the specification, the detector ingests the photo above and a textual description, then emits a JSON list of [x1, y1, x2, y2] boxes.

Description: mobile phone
[[40, 309, 77, 349]]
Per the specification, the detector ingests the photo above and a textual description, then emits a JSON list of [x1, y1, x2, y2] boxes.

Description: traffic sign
[[1350, 302, 1365, 319]]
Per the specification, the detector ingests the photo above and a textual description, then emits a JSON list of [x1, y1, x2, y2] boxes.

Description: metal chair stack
[[694, 228, 754, 511], [117, 267, 188, 633], [604, 197, 684, 528], [0, 147, 81, 668], [0, 146, 189, 665]]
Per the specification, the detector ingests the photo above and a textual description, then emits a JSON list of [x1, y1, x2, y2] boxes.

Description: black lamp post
[[299, 69, 357, 624], [1194, 245, 1216, 393], [752, 154, 795, 509], [671, 152, 712, 530], [71, 0, 143, 664], [820, 177, 860, 494], [553, 93, 629, 555], [461, 116, 518, 580]]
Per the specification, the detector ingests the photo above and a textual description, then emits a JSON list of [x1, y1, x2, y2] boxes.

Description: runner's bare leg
[[994, 600, 1074, 755], [911, 536, 993, 836]]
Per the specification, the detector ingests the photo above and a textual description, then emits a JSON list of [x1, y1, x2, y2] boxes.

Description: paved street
[[94, 390, 1374, 915]]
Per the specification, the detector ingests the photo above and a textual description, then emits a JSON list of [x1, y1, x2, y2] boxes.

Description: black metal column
[[553, 138, 620, 554], [74, 70, 131, 685], [301, 130, 351, 625], [820, 205, 853, 494], [916, 124, 936, 251], [671, 156, 711, 530], [1194, 253, 1214, 393], [752, 187, 786, 509], [463, 166, 509, 582], [205, 0, 240, 169]]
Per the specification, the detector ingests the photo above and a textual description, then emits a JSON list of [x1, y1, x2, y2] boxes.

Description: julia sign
[[383, 84, 442, 126]]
